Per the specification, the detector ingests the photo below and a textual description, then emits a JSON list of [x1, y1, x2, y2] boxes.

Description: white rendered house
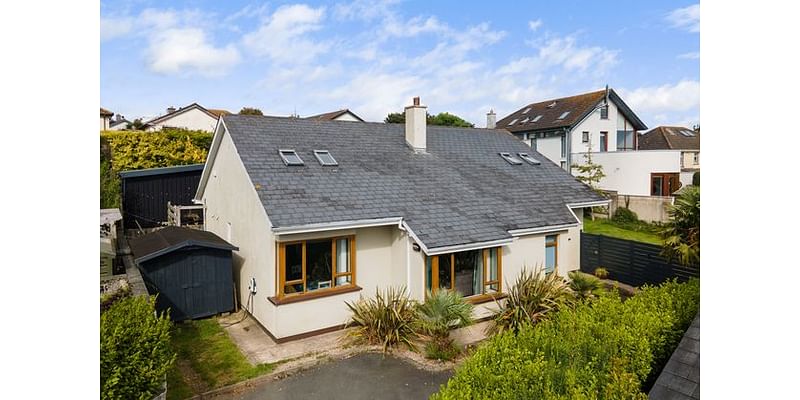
[[194, 97, 607, 341], [144, 103, 231, 133]]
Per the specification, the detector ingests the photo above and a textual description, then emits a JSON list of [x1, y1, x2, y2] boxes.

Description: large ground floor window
[[277, 236, 355, 298], [426, 247, 501, 299]]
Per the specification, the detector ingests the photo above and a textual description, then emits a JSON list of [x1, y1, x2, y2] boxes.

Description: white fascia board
[[273, 217, 404, 236], [424, 238, 515, 256], [508, 223, 577, 237], [194, 118, 228, 202], [567, 200, 611, 208]]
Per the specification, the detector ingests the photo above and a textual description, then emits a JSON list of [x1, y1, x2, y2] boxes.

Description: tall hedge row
[[100, 129, 213, 171], [101, 295, 174, 400], [432, 279, 700, 400]]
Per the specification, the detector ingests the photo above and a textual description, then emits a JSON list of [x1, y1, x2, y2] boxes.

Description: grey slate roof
[[649, 314, 700, 400], [221, 115, 605, 250], [130, 226, 238, 263]]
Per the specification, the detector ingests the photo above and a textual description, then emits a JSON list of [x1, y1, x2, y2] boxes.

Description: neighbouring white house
[[306, 108, 364, 122], [144, 103, 231, 132], [108, 114, 131, 131], [495, 88, 685, 221], [194, 97, 607, 342], [100, 107, 114, 131], [638, 126, 700, 188]]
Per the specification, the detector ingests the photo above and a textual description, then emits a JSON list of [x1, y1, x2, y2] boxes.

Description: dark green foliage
[[660, 186, 700, 266], [612, 207, 639, 224], [344, 287, 418, 352], [101, 296, 175, 400], [487, 268, 573, 336], [239, 107, 263, 115], [100, 158, 121, 209], [384, 111, 474, 127], [692, 171, 699, 186], [432, 279, 700, 400], [568, 271, 603, 301], [416, 290, 474, 360]]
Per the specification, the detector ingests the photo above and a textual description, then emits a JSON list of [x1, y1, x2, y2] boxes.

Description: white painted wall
[[333, 112, 361, 122], [535, 136, 562, 166], [100, 116, 110, 131], [147, 107, 219, 132], [573, 150, 681, 196]]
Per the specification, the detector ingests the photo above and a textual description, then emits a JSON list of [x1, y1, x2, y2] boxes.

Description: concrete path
[[215, 353, 452, 400]]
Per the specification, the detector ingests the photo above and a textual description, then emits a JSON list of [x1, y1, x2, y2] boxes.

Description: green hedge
[[101, 129, 213, 171], [101, 295, 175, 400], [432, 279, 699, 400]]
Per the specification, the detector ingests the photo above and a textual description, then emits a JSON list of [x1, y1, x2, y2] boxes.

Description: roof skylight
[[499, 152, 523, 165], [557, 111, 570, 120], [313, 150, 338, 166], [680, 130, 696, 137], [522, 107, 532, 114], [532, 115, 543, 122], [521, 117, 529, 123], [546, 101, 557, 108], [279, 149, 304, 166], [518, 153, 541, 165], [509, 118, 519, 126]]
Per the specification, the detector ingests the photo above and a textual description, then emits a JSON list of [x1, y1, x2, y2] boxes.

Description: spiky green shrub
[[594, 267, 609, 279], [344, 287, 418, 352], [431, 279, 700, 400], [568, 271, 603, 301], [415, 289, 474, 360], [487, 268, 573, 336], [660, 185, 700, 266], [101, 295, 174, 400]]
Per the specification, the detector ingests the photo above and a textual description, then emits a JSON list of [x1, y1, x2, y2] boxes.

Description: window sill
[[268, 285, 362, 306], [466, 293, 507, 305]]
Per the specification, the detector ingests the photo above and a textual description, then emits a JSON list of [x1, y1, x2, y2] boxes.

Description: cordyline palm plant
[[568, 271, 603, 301], [415, 289, 474, 360], [487, 267, 573, 335], [344, 287, 417, 352], [660, 185, 700, 266]]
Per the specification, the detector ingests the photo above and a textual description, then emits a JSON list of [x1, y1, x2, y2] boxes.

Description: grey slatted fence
[[580, 233, 699, 287]]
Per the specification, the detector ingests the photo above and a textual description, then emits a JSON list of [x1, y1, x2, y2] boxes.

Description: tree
[[571, 147, 606, 191], [239, 107, 264, 115], [384, 111, 475, 127], [659, 185, 700, 266], [126, 118, 145, 130]]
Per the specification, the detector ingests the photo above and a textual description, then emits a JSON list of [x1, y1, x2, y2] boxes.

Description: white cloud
[[100, 16, 134, 41], [383, 16, 447, 37], [146, 28, 241, 76], [528, 19, 542, 31], [619, 80, 700, 114], [242, 4, 327, 64], [677, 51, 700, 59], [666, 4, 700, 33]]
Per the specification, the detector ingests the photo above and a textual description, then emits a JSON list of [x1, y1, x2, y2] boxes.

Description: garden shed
[[130, 226, 238, 321], [120, 164, 204, 230]]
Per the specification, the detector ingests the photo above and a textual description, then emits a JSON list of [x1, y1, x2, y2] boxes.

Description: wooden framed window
[[651, 173, 681, 196], [545, 235, 558, 274], [277, 236, 355, 299], [425, 247, 502, 302]]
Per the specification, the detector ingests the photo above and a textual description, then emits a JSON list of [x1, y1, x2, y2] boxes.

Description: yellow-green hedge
[[100, 128, 213, 171]]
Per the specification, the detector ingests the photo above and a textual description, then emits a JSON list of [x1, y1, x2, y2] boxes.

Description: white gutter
[[567, 200, 611, 208], [508, 223, 577, 237], [273, 217, 404, 235], [425, 238, 515, 256]]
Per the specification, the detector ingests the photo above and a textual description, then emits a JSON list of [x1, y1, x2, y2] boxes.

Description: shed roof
[[130, 226, 238, 263], [639, 126, 700, 151], [496, 88, 647, 133], [119, 164, 205, 179], [648, 314, 700, 400], [100, 107, 114, 117], [208, 115, 605, 251]]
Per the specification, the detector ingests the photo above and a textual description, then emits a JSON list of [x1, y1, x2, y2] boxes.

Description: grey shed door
[[143, 247, 234, 321]]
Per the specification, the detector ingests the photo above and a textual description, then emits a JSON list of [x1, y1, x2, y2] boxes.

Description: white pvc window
[[557, 111, 570, 120], [508, 118, 519, 126], [499, 152, 523, 165], [313, 150, 338, 166], [532, 115, 543, 122], [279, 149, 304, 166]]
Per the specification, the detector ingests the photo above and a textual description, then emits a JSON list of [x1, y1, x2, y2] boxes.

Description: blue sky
[[100, 0, 699, 128]]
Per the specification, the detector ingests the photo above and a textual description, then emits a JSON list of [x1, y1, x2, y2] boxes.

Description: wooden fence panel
[[580, 233, 699, 287]]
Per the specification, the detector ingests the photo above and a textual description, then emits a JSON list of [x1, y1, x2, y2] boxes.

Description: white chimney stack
[[486, 109, 496, 129], [405, 96, 427, 152]]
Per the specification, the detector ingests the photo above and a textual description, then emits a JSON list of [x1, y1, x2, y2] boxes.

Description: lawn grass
[[167, 318, 274, 400], [583, 218, 663, 245]]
